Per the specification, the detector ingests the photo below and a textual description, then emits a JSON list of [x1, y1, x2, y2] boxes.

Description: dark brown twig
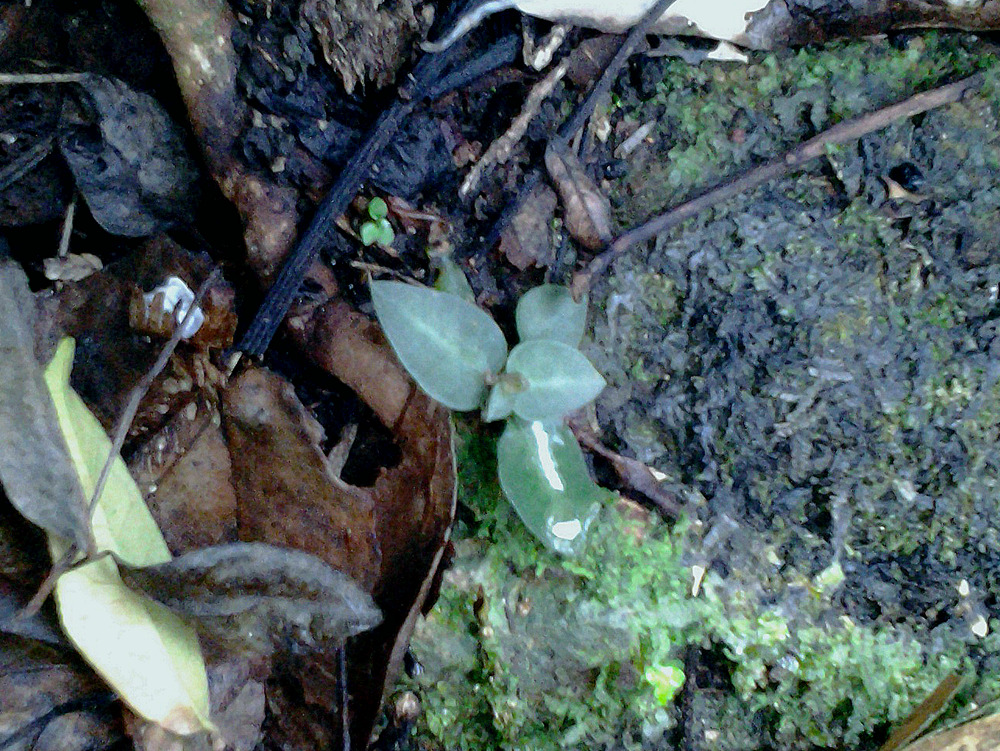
[[878, 673, 962, 751], [552, 0, 677, 151], [570, 419, 681, 517], [572, 72, 985, 298]]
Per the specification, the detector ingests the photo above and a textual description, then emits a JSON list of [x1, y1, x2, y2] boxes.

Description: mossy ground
[[392, 32, 1000, 751]]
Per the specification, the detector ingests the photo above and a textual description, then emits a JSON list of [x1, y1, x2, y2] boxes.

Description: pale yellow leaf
[[43, 337, 213, 734], [42, 337, 169, 566]]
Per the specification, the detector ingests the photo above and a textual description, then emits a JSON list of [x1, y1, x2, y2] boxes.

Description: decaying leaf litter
[[1, 1, 1000, 750]]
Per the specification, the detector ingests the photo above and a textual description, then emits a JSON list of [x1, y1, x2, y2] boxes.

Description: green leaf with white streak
[[505, 339, 605, 421], [497, 418, 604, 555], [370, 280, 508, 410], [43, 338, 213, 734]]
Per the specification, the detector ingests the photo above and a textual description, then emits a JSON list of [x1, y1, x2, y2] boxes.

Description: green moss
[[401, 427, 967, 749], [396, 32, 1000, 751], [616, 34, 998, 225]]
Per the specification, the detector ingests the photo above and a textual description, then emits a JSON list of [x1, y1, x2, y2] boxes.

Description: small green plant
[[370, 268, 608, 554], [359, 197, 395, 247]]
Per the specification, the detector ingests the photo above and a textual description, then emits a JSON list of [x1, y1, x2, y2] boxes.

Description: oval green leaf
[[367, 196, 388, 220], [505, 340, 606, 421], [360, 222, 379, 246], [497, 418, 604, 555], [515, 285, 588, 347], [370, 281, 508, 411]]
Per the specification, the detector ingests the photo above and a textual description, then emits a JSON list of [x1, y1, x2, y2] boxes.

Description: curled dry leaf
[[434, 0, 1000, 51], [512, 0, 770, 37], [117, 542, 382, 655], [544, 145, 612, 250], [0, 262, 91, 550]]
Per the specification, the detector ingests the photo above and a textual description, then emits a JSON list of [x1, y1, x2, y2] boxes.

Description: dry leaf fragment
[[295, 299, 457, 747], [499, 184, 558, 270], [545, 145, 613, 249], [59, 74, 199, 237], [0, 262, 92, 550], [897, 712, 1000, 751], [128, 400, 238, 553], [117, 542, 382, 655], [513, 0, 769, 37], [43, 253, 103, 282]]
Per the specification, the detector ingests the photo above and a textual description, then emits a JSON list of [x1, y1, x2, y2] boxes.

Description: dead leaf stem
[[86, 268, 222, 528], [572, 72, 986, 298]]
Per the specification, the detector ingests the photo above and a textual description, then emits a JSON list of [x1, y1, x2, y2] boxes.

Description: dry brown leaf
[[292, 297, 456, 747], [499, 184, 558, 270], [128, 400, 237, 553], [221, 366, 381, 591], [545, 145, 613, 249]]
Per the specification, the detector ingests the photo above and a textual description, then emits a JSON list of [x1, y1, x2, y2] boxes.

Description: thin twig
[[553, 0, 677, 150], [0, 72, 87, 85], [460, 57, 569, 199], [86, 268, 222, 526], [879, 673, 963, 751], [572, 72, 985, 298], [57, 195, 77, 258], [15, 545, 79, 620], [0, 135, 55, 194], [570, 419, 681, 517]]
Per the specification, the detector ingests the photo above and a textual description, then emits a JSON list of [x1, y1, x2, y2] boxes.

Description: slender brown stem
[[85, 268, 222, 532], [572, 72, 985, 298]]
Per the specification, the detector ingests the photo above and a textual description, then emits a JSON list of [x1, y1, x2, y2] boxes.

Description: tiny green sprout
[[370, 262, 607, 554], [644, 661, 686, 706], [360, 197, 395, 247]]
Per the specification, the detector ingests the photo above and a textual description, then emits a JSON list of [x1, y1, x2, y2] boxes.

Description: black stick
[[237, 21, 471, 358]]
